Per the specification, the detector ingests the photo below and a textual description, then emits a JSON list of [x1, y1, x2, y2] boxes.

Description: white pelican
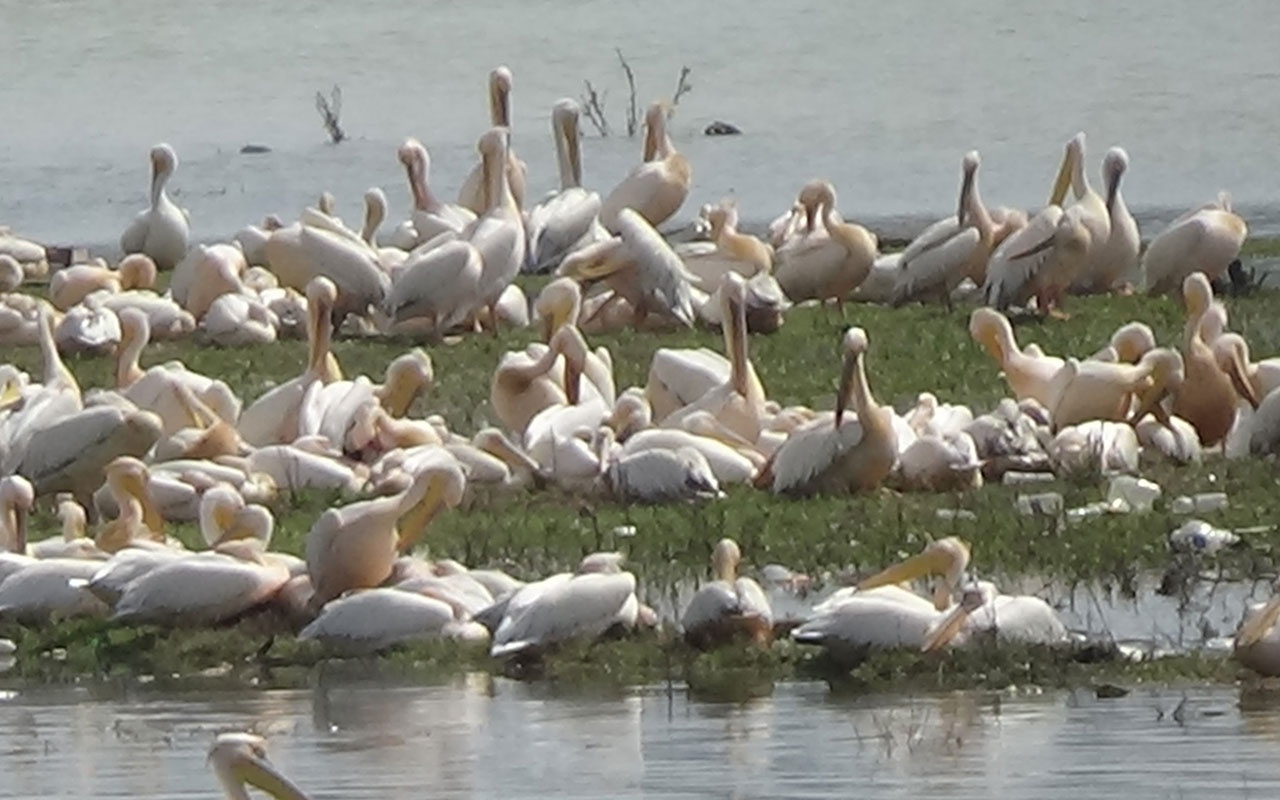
[[1048, 420, 1139, 476], [968, 308, 1065, 408], [458, 66, 528, 214], [598, 428, 723, 503], [202, 292, 279, 346], [0, 306, 82, 471], [377, 349, 435, 417], [1049, 347, 1184, 430], [246, 440, 366, 494], [0, 292, 48, 346], [1091, 320, 1157, 363], [199, 484, 273, 548], [95, 286, 196, 341], [0, 254, 23, 292], [791, 591, 948, 657], [526, 98, 606, 273], [1049, 132, 1110, 271], [208, 732, 310, 800], [54, 295, 120, 355], [305, 453, 465, 607], [662, 272, 767, 442], [490, 324, 591, 437], [0, 475, 33, 553], [645, 347, 730, 422], [1246, 389, 1280, 457], [1143, 193, 1248, 295], [1213, 333, 1280, 400], [1170, 273, 1259, 445], [599, 102, 691, 232], [385, 240, 483, 336], [300, 586, 483, 653], [922, 581, 1068, 651], [761, 327, 897, 496], [238, 278, 339, 446], [853, 536, 972, 610], [93, 456, 165, 552], [489, 552, 641, 658], [982, 204, 1089, 317], [392, 138, 476, 249], [28, 494, 103, 560], [891, 151, 995, 309], [263, 204, 389, 325], [14, 406, 163, 504], [897, 430, 984, 491], [119, 143, 190, 270], [115, 307, 240, 433], [234, 215, 283, 266], [677, 203, 773, 293], [466, 127, 527, 329], [50, 253, 156, 311], [1076, 146, 1139, 293], [0, 558, 108, 622], [533, 278, 616, 405], [681, 538, 772, 648], [171, 243, 249, 321], [111, 540, 292, 626], [0, 228, 48, 279], [774, 180, 877, 311], [620, 426, 759, 486], [357, 187, 410, 272]]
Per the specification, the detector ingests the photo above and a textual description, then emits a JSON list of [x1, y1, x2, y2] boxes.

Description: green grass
[[6, 247, 1280, 690]]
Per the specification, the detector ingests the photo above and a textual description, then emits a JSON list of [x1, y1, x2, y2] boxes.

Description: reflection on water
[[5, 678, 1280, 798]]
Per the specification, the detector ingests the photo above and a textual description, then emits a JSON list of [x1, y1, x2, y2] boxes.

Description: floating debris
[[704, 120, 741, 136], [239, 144, 271, 155]]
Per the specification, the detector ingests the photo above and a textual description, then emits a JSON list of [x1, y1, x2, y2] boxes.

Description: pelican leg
[[1047, 287, 1071, 321], [487, 302, 501, 336]]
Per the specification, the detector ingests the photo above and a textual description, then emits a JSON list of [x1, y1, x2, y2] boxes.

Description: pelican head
[[395, 458, 467, 552], [922, 581, 996, 652], [1109, 321, 1155, 364], [381, 349, 434, 417], [149, 143, 178, 180], [549, 322, 590, 405], [642, 102, 672, 161], [118, 253, 158, 290], [1182, 272, 1214, 317], [711, 537, 742, 582], [208, 732, 309, 800], [1127, 348, 1185, 428], [1103, 146, 1129, 212], [857, 536, 971, 611], [607, 392, 652, 440], [534, 277, 583, 341], [199, 483, 246, 547], [579, 551, 626, 574], [1050, 131, 1086, 206], [552, 98, 583, 187], [0, 475, 35, 553], [797, 180, 836, 231], [57, 492, 87, 541], [958, 150, 981, 222], [489, 65, 514, 126], [103, 455, 163, 539], [834, 326, 869, 426]]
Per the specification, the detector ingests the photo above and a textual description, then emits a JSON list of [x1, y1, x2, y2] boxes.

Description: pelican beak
[[1105, 172, 1120, 215], [1237, 596, 1280, 648], [857, 547, 953, 593], [124, 471, 165, 537], [1128, 380, 1172, 427], [566, 114, 582, 186], [1049, 145, 1073, 206], [564, 352, 584, 406], [211, 502, 237, 541], [834, 350, 858, 426], [396, 474, 457, 552], [922, 603, 971, 652], [803, 203, 818, 233], [957, 167, 975, 226], [1222, 348, 1262, 410], [0, 378, 22, 411], [235, 751, 310, 800], [13, 504, 29, 552]]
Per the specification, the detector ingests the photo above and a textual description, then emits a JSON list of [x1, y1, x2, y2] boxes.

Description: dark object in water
[[44, 246, 75, 269], [240, 144, 272, 155], [704, 120, 741, 136]]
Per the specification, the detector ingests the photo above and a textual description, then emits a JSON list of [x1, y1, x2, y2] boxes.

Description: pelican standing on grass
[[1076, 146, 1139, 293], [467, 127, 527, 331], [599, 102, 691, 232], [120, 143, 190, 270], [525, 99, 605, 273], [394, 138, 476, 247], [458, 66, 528, 214], [1143, 193, 1248, 295]]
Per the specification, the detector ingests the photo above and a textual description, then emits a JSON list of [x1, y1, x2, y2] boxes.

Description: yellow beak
[[1237, 596, 1280, 648], [1049, 146, 1073, 206], [922, 604, 971, 652]]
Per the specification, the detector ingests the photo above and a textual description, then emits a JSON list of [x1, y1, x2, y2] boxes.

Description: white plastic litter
[[1016, 492, 1064, 517], [1002, 471, 1056, 486], [1106, 475, 1162, 513], [1168, 519, 1239, 554], [935, 509, 977, 521], [1170, 493, 1229, 514]]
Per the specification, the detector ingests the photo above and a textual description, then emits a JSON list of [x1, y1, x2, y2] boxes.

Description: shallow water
[[5, 678, 1280, 798], [3, 0, 1280, 247]]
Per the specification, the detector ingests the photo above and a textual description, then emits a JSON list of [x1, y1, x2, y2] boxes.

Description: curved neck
[[643, 115, 671, 162], [962, 170, 992, 232], [38, 312, 78, 393], [307, 303, 334, 378], [484, 141, 514, 214], [723, 298, 750, 397], [489, 81, 510, 127], [361, 197, 384, 246], [554, 116, 581, 190], [115, 324, 147, 387], [149, 164, 169, 208]]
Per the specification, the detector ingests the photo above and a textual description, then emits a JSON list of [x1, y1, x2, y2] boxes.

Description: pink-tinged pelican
[[458, 66, 528, 214], [759, 327, 897, 496], [1143, 192, 1248, 295], [599, 102, 691, 233], [119, 143, 190, 270], [681, 537, 773, 648], [968, 308, 1066, 408], [393, 138, 476, 248], [774, 180, 877, 311]]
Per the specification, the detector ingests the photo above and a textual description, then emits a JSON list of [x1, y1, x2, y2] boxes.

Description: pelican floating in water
[[681, 538, 772, 648], [923, 580, 1068, 651], [300, 586, 485, 653], [761, 327, 897, 496], [891, 151, 996, 309], [775, 180, 878, 311], [525, 98, 606, 273], [208, 732, 310, 800], [599, 102, 691, 232], [458, 66, 527, 214], [1143, 193, 1248, 295], [120, 143, 190, 270]]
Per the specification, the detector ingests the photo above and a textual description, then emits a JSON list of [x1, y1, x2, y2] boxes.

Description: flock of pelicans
[[0, 64, 1279, 798]]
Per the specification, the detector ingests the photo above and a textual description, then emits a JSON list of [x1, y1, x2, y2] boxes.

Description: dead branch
[[671, 66, 693, 108], [580, 80, 611, 137], [616, 48, 639, 137], [314, 85, 346, 144]]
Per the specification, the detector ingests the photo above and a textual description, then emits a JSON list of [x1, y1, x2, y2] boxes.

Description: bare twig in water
[[616, 48, 639, 137], [580, 80, 611, 137], [671, 65, 694, 108], [314, 85, 346, 144]]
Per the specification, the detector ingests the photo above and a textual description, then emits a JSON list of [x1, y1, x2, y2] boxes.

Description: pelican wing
[[300, 587, 457, 652], [982, 206, 1064, 309], [526, 188, 605, 273], [491, 571, 636, 657], [112, 554, 288, 625], [767, 415, 865, 495], [646, 347, 731, 421], [387, 240, 483, 327], [1142, 210, 1247, 295], [615, 210, 697, 326], [680, 581, 739, 632], [297, 225, 390, 309], [893, 221, 981, 304], [791, 594, 940, 649]]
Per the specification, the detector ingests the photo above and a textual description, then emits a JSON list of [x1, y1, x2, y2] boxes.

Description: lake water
[[5, 678, 1280, 798], [3, 0, 1280, 249]]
